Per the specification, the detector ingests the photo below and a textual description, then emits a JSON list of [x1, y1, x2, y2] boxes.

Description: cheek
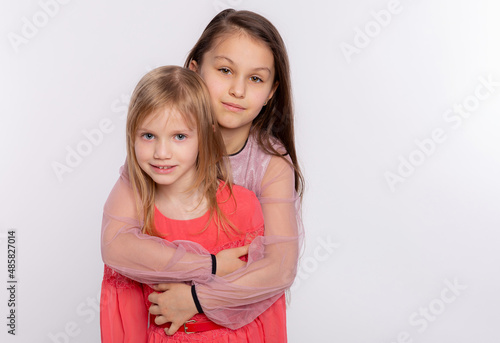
[[134, 141, 148, 161], [183, 140, 199, 163], [190, 142, 200, 160], [202, 73, 223, 98], [206, 82, 223, 100], [256, 86, 274, 103]]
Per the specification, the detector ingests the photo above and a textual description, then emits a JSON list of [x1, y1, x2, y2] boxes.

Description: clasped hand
[[148, 245, 249, 335]]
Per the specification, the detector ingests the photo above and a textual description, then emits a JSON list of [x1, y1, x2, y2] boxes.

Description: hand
[[215, 245, 249, 277], [148, 283, 198, 336]]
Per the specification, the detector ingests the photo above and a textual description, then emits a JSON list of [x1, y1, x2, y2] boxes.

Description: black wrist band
[[210, 254, 217, 275], [191, 285, 204, 314]]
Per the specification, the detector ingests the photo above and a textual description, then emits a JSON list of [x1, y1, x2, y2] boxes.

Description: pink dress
[[101, 184, 287, 342], [100, 134, 302, 341]]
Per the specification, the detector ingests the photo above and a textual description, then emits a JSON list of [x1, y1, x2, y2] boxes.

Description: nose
[[229, 77, 246, 98], [153, 140, 172, 159]]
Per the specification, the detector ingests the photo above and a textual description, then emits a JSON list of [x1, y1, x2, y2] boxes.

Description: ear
[[189, 60, 199, 73], [266, 81, 279, 103]]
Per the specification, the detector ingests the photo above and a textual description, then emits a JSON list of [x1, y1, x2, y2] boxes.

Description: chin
[[217, 121, 241, 130]]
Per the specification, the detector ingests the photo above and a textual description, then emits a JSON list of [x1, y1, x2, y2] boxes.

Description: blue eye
[[142, 133, 154, 140], [250, 76, 263, 83], [175, 134, 186, 141]]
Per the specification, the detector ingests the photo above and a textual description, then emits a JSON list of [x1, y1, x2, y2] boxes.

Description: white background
[[1, 0, 500, 342]]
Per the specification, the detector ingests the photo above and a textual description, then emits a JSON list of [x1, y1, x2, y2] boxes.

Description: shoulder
[[249, 132, 288, 156]]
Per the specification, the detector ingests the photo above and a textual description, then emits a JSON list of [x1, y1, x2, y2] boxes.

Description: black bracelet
[[210, 254, 217, 275], [191, 285, 204, 314]]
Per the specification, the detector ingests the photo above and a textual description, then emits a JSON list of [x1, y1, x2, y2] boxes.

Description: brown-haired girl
[[101, 9, 303, 342]]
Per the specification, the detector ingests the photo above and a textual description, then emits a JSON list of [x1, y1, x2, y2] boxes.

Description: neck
[[155, 184, 207, 220], [221, 124, 252, 155]]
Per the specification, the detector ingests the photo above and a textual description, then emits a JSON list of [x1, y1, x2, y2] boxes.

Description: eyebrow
[[136, 126, 195, 133], [214, 56, 272, 74]]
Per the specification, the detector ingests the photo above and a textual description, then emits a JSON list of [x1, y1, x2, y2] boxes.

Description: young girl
[[101, 9, 303, 341]]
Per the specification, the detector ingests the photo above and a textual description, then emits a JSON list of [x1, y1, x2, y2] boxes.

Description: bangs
[[167, 98, 198, 132], [139, 102, 197, 133], [130, 83, 203, 139]]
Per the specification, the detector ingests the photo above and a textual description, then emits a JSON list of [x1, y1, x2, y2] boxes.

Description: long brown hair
[[126, 66, 235, 237], [185, 9, 304, 197]]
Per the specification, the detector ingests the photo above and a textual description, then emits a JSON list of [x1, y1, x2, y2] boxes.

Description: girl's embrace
[[100, 9, 304, 342]]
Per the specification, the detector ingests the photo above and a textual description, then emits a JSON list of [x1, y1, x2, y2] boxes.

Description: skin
[[148, 32, 279, 335]]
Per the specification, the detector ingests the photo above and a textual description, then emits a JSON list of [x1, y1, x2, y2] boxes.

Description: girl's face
[[134, 107, 199, 192], [191, 33, 277, 134]]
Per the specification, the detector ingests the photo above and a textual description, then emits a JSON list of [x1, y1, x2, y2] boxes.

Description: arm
[[101, 166, 216, 284], [197, 154, 301, 294], [151, 156, 303, 330]]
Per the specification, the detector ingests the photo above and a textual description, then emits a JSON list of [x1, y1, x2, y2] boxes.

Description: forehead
[[141, 106, 194, 130], [206, 32, 275, 72]]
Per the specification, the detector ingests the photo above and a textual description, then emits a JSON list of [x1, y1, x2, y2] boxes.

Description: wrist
[[191, 285, 204, 314], [210, 254, 217, 275]]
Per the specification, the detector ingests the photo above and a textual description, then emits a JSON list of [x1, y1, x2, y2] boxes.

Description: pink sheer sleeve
[[100, 266, 148, 342], [101, 167, 215, 284], [194, 155, 303, 329]]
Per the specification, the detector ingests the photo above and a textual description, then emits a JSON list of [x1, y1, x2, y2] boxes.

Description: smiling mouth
[[151, 164, 176, 171]]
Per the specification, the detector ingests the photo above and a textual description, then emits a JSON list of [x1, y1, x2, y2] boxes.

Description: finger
[[165, 321, 183, 336], [155, 315, 168, 326], [154, 283, 172, 291], [148, 292, 159, 304], [148, 304, 161, 315]]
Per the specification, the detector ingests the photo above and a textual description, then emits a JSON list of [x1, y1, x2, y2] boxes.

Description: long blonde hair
[[126, 66, 235, 237]]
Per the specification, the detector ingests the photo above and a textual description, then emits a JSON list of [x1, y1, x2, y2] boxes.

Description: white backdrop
[[1, 0, 500, 342]]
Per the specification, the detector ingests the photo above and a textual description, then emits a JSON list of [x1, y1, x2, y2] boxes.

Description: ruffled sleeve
[[194, 155, 303, 329]]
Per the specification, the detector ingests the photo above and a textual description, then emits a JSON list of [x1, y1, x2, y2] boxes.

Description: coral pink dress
[[101, 184, 287, 342]]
